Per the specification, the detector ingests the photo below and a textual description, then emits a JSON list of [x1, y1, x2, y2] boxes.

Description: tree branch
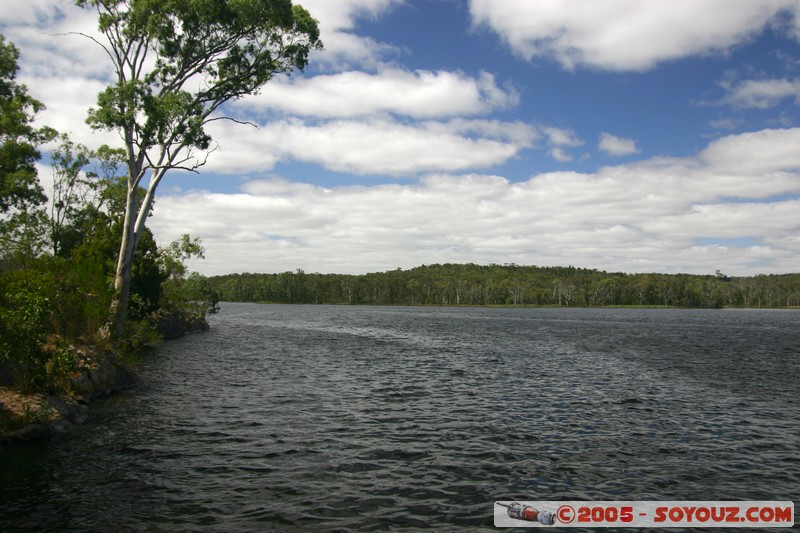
[[205, 115, 259, 129]]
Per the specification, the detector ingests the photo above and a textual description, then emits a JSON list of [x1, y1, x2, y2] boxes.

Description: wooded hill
[[209, 264, 800, 308]]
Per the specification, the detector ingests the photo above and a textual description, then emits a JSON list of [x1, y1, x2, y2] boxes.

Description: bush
[[0, 269, 54, 392], [0, 256, 114, 392]]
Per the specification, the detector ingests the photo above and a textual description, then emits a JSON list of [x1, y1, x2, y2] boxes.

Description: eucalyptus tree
[[76, 0, 322, 336]]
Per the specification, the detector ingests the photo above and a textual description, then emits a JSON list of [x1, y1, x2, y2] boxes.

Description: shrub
[[0, 269, 53, 392]]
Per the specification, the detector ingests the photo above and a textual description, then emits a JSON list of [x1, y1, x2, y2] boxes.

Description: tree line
[[209, 264, 800, 309]]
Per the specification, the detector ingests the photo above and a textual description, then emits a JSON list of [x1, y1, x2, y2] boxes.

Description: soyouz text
[[494, 501, 794, 528], [653, 504, 791, 524]]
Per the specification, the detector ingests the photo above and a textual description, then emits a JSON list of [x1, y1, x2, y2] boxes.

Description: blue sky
[[3, 0, 800, 275]]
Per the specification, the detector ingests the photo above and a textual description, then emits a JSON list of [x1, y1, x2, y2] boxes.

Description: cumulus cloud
[[2, 1, 111, 79], [718, 77, 800, 108], [542, 126, 583, 161], [204, 117, 538, 176], [297, 0, 405, 68], [2, 1, 138, 148], [543, 126, 583, 147], [468, 0, 799, 71], [0, 0, 61, 27], [549, 148, 573, 162], [149, 128, 800, 277], [23, 75, 115, 146], [1, 1, 533, 178], [237, 69, 518, 118], [699, 127, 800, 175], [599, 133, 639, 156]]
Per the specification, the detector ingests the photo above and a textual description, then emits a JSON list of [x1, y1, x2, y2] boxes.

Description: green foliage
[[0, 35, 49, 211], [159, 235, 219, 319], [159, 233, 204, 281], [0, 269, 52, 392], [49, 134, 96, 257], [43, 256, 115, 341], [0, 34, 57, 262], [208, 264, 800, 309], [165, 271, 220, 317], [0, 32, 220, 394], [0, 256, 114, 392], [128, 228, 167, 320], [79, 0, 322, 158], [63, 172, 166, 322], [43, 338, 84, 394]]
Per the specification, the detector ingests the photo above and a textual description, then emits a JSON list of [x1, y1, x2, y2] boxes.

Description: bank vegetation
[[209, 264, 800, 309]]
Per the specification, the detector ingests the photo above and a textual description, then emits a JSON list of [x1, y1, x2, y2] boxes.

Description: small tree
[[49, 134, 94, 257], [159, 234, 219, 318], [76, 0, 322, 337], [48, 140, 130, 259]]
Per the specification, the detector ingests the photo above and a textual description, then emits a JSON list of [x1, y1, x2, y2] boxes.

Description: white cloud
[[204, 117, 538, 176], [468, 0, 799, 71], [549, 148, 573, 162], [296, 0, 405, 68], [0, 0, 60, 26], [699, 127, 800, 175], [598, 132, 639, 156], [2, 1, 530, 177], [23, 75, 116, 146], [2, 1, 132, 149], [2, 2, 111, 79], [710, 118, 742, 130], [719, 77, 800, 108], [149, 128, 800, 277], [543, 126, 583, 147], [299, 0, 399, 33], [237, 68, 518, 118], [7, 0, 800, 277], [542, 126, 583, 161]]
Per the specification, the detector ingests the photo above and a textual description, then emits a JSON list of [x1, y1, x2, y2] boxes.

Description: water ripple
[[2, 305, 799, 531]]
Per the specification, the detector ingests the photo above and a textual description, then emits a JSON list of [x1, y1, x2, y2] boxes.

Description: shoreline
[[229, 300, 800, 310], [0, 316, 209, 447], [0, 351, 136, 446]]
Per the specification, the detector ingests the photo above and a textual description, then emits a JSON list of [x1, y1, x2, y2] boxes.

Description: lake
[[1, 304, 798, 531]]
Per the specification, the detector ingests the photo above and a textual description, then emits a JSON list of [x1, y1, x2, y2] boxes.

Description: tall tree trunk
[[110, 164, 166, 340], [111, 180, 138, 339]]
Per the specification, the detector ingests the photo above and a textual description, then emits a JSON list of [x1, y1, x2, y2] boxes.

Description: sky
[[2, 0, 800, 276]]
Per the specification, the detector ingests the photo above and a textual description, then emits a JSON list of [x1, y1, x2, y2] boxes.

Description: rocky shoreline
[[0, 315, 208, 446], [0, 351, 136, 446]]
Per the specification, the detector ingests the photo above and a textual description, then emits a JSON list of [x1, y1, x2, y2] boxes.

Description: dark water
[[2, 304, 798, 531]]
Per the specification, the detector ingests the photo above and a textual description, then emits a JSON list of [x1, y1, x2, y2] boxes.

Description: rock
[[1, 347, 137, 445], [46, 394, 89, 426], [71, 352, 137, 399], [0, 387, 87, 445], [155, 309, 210, 339]]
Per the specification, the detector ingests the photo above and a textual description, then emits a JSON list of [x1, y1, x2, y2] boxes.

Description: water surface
[[2, 304, 798, 531]]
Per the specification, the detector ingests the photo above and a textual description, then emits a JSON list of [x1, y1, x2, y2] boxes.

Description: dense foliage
[[209, 264, 800, 309]]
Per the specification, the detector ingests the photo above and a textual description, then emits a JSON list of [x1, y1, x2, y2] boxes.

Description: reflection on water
[[2, 305, 798, 531]]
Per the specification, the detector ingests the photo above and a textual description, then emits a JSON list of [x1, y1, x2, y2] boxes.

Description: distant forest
[[208, 264, 800, 308]]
